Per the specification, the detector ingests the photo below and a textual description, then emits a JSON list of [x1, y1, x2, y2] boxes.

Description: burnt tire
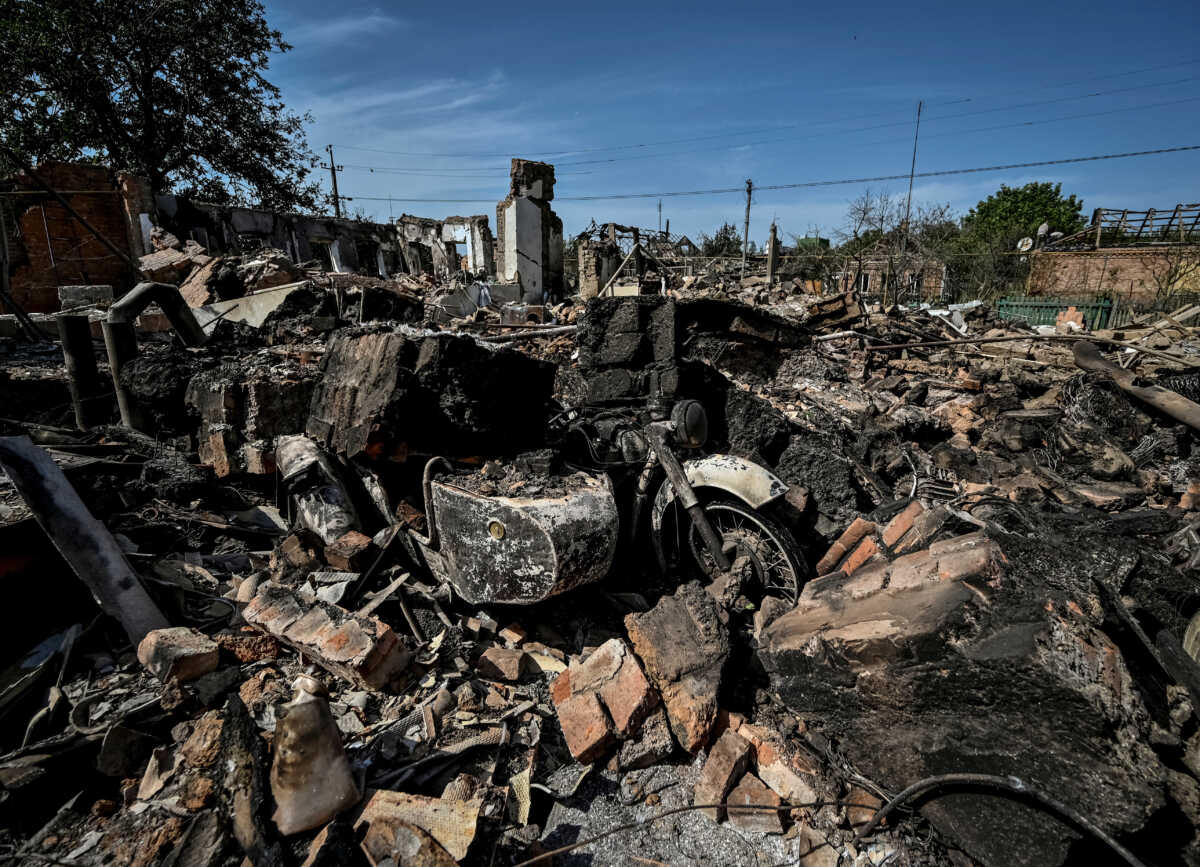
[[682, 496, 808, 605]]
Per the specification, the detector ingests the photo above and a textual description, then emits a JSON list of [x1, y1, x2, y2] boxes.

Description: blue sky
[[264, 0, 1199, 245]]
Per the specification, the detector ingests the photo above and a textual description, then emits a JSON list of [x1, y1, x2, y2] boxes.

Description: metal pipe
[[647, 426, 730, 572], [107, 281, 207, 345], [410, 457, 453, 550], [102, 319, 140, 428], [1074, 340, 1200, 431], [57, 314, 103, 430], [102, 282, 209, 428]]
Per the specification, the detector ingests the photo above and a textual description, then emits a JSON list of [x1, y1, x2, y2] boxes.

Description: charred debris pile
[[2, 265, 1200, 867]]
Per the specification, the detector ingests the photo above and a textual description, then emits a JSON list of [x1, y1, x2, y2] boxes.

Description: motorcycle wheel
[[683, 496, 808, 605]]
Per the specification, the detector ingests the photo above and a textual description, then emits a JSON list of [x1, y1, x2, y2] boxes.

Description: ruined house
[[395, 214, 494, 280], [1030, 203, 1200, 302], [576, 222, 701, 298], [0, 162, 505, 315], [495, 159, 563, 299]]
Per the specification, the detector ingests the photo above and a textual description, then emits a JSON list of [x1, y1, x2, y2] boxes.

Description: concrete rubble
[[3, 167, 1200, 867]]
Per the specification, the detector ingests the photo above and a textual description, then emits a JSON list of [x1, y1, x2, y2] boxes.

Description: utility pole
[[767, 222, 779, 286], [323, 144, 344, 219], [897, 100, 923, 306], [658, 200, 662, 233], [741, 179, 753, 279]]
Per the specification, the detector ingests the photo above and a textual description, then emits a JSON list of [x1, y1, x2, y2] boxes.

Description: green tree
[[0, 0, 321, 211], [699, 222, 743, 257], [949, 182, 1086, 298], [963, 182, 1085, 244]]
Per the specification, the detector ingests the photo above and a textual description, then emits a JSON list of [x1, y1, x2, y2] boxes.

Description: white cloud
[[283, 11, 406, 47]]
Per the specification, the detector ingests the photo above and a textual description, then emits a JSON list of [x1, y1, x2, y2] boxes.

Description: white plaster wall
[[502, 201, 519, 282], [513, 197, 543, 296]]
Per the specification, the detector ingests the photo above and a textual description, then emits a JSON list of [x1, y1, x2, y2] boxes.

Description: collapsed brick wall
[[5, 161, 136, 312]]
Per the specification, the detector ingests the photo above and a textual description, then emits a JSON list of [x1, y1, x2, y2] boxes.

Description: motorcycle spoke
[[686, 502, 801, 603]]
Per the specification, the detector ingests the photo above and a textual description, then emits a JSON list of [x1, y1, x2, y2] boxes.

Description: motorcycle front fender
[[649, 454, 790, 571]]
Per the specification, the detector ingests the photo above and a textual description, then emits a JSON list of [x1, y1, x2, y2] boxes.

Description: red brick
[[840, 536, 879, 576], [815, 517, 876, 574], [567, 638, 658, 737], [694, 729, 752, 820], [137, 627, 219, 683], [727, 773, 784, 833], [214, 630, 279, 663], [243, 581, 411, 690], [476, 646, 527, 681], [550, 669, 572, 706], [881, 501, 924, 547], [714, 709, 746, 738], [624, 583, 728, 753], [557, 691, 614, 763], [324, 530, 375, 571], [498, 623, 527, 645], [845, 786, 883, 830]]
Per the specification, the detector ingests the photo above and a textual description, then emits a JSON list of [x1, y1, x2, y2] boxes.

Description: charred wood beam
[[0, 436, 169, 645]]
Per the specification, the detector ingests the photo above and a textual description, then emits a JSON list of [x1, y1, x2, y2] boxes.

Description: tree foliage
[[0, 0, 322, 211], [949, 182, 1086, 296], [699, 222, 743, 257], [963, 182, 1085, 243]]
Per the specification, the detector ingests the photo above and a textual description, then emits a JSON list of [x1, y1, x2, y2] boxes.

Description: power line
[[338, 163, 597, 178], [328, 66, 1200, 167], [844, 94, 1200, 154], [545, 77, 1200, 169], [342, 143, 1200, 204]]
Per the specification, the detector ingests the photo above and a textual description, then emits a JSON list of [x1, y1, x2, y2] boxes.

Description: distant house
[[830, 237, 948, 301], [1030, 204, 1200, 302]]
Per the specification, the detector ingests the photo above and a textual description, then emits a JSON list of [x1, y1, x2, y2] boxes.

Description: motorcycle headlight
[[671, 400, 708, 449]]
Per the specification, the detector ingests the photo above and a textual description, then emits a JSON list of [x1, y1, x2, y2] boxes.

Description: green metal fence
[[996, 295, 1115, 329]]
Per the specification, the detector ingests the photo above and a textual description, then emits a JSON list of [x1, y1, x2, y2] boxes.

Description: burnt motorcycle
[[401, 398, 808, 607]]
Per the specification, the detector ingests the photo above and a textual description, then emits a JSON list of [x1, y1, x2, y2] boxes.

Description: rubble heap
[[2, 275, 1200, 867]]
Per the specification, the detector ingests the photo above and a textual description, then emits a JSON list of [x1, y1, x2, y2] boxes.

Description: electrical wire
[[852, 773, 1146, 867], [508, 782, 1147, 867], [342, 143, 1200, 204], [330, 72, 1200, 173], [843, 95, 1200, 155]]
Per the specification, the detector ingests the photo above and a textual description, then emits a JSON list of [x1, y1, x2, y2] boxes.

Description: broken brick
[[556, 690, 614, 763], [840, 536, 879, 575], [617, 707, 676, 770], [881, 500, 924, 547], [476, 646, 527, 681], [625, 582, 729, 753], [498, 622, 527, 645], [814, 517, 876, 575], [893, 504, 951, 553], [727, 772, 784, 833], [549, 668, 572, 706], [324, 530, 375, 571], [243, 581, 412, 690], [214, 630, 280, 663], [566, 638, 658, 737], [693, 728, 752, 820], [137, 627, 219, 683]]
